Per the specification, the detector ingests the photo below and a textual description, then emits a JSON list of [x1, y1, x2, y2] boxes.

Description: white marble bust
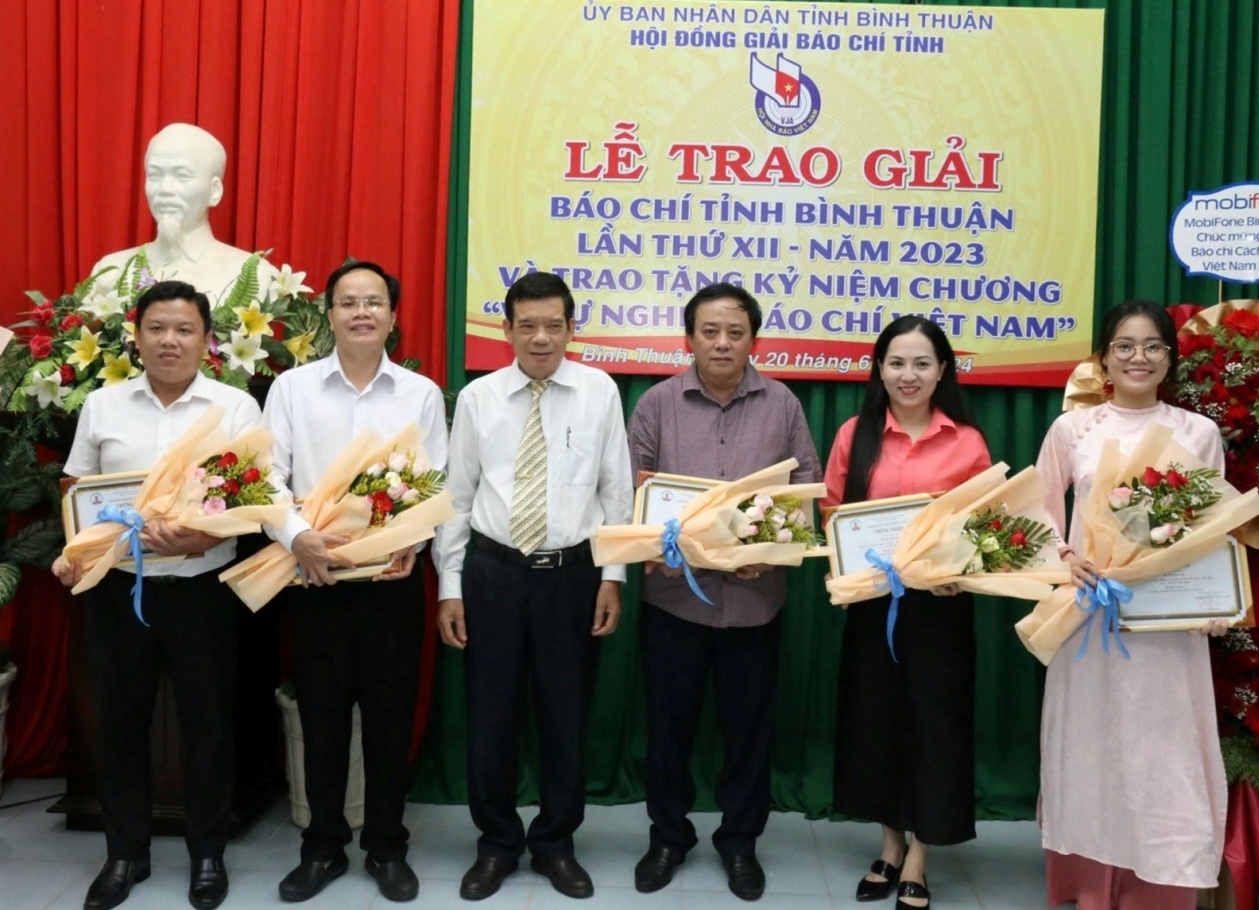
[[92, 123, 278, 303]]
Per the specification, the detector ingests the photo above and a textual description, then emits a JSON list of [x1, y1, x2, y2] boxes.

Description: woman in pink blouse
[[823, 316, 991, 910], [1035, 300, 1227, 910]]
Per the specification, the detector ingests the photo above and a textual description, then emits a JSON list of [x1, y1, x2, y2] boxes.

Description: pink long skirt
[[1046, 851, 1197, 910]]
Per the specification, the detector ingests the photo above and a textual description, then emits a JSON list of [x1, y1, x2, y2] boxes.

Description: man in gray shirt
[[627, 283, 820, 902]]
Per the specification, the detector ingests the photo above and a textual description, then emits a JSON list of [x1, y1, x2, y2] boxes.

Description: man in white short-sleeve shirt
[[55, 280, 261, 910]]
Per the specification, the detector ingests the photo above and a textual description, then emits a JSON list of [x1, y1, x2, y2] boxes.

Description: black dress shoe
[[894, 877, 930, 910], [365, 855, 419, 902], [531, 855, 594, 899], [459, 855, 519, 901], [84, 857, 151, 910], [856, 858, 901, 901], [634, 844, 685, 893], [189, 857, 229, 909], [278, 855, 349, 902], [722, 854, 766, 902]]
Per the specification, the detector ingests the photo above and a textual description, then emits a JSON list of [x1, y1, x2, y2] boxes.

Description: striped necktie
[[509, 380, 550, 555]]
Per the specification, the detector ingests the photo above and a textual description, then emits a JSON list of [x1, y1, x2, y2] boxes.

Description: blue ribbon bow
[[1074, 577, 1132, 660], [661, 518, 714, 605], [866, 548, 906, 662], [95, 505, 148, 626]]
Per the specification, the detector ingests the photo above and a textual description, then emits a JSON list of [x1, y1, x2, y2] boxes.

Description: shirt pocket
[[564, 431, 601, 486]]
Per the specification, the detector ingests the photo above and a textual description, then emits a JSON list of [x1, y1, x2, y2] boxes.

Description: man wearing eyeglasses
[[263, 261, 449, 904]]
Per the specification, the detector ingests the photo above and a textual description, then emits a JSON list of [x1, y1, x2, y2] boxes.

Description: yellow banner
[[466, 1, 1104, 385]]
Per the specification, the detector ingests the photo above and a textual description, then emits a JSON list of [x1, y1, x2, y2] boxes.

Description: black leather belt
[[472, 530, 592, 569]]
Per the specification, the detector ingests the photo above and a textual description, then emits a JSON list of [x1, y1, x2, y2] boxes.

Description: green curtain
[[413, 0, 1259, 820]]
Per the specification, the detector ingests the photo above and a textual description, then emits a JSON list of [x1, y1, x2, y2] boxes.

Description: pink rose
[[387, 452, 409, 472], [738, 524, 758, 538], [205, 475, 225, 488], [776, 529, 793, 543], [1149, 522, 1181, 545], [1108, 487, 1133, 509], [195, 467, 207, 482], [201, 496, 227, 515]]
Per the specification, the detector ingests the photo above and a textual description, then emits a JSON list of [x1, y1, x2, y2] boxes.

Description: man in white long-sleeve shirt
[[264, 261, 448, 904], [434, 271, 632, 901]]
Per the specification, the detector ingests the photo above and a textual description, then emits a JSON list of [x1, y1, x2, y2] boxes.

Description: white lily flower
[[274, 264, 313, 298], [82, 286, 127, 320], [26, 369, 72, 409], [223, 329, 265, 375]]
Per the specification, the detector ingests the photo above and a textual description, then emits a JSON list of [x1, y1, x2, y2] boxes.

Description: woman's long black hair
[[841, 316, 983, 504]]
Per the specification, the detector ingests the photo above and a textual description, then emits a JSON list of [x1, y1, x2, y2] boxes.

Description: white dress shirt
[[263, 350, 449, 550], [435, 358, 633, 600], [64, 371, 263, 577]]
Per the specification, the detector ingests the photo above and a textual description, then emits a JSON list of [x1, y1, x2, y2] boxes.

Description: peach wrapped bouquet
[[219, 423, 452, 611], [61, 404, 290, 620], [591, 459, 828, 602], [1015, 424, 1259, 665], [826, 463, 1070, 658]]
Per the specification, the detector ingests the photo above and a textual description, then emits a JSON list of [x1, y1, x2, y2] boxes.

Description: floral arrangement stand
[[0, 663, 15, 794], [275, 688, 364, 830], [1171, 299, 1259, 910]]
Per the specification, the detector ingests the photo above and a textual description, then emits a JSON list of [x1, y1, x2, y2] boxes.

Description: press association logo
[[749, 52, 820, 136]]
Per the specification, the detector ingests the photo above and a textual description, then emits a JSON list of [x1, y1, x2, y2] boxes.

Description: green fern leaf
[[219, 253, 262, 314]]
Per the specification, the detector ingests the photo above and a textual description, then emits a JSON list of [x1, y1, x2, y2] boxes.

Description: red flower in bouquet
[[1193, 362, 1223, 387], [1010, 529, 1027, 547], [1141, 466, 1164, 487], [370, 490, 394, 520], [217, 452, 239, 469], [1222, 308, 1259, 338], [221, 479, 240, 495], [28, 334, 53, 359], [1180, 332, 1215, 357], [241, 468, 262, 484], [32, 301, 55, 326], [59, 313, 84, 332], [59, 364, 76, 385], [1164, 469, 1188, 489]]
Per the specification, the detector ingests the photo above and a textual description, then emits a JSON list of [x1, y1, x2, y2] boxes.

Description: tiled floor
[[0, 778, 1048, 909]]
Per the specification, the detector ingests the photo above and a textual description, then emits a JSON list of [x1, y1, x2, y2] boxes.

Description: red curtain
[[0, 0, 459, 777]]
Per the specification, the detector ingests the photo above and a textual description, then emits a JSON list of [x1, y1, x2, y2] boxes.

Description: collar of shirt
[[679, 363, 766, 404], [320, 349, 396, 394], [128, 370, 218, 410], [505, 357, 580, 396], [883, 406, 957, 444]]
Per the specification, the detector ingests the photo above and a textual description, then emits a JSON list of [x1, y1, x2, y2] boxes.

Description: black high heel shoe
[[894, 877, 930, 910], [855, 858, 901, 901]]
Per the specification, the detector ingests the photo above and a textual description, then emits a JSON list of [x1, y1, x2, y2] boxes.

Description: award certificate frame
[[825, 493, 935, 579], [633, 472, 718, 526], [61, 471, 185, 568], [1120, 537, 1254, 631]]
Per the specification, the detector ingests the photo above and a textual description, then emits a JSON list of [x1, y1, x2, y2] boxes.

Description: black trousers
[[462, 546, 602, 862], [84, 569, 238, 861], [641, 602, 782, 858], [289, 570, 424, 862], [833, 589, 977, 846]]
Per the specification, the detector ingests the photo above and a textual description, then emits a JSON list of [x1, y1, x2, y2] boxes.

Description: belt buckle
[[529, 549, 562, 569]]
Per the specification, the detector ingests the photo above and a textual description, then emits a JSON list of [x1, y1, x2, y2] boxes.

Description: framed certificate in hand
[[824, 493, 935, 579], [61, 471, 185, 568], [1120, 537, 1253, 631], [632, 471, 718, 526]]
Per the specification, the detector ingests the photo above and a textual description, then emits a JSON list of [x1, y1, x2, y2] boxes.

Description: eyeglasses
[[332, 296, 388, 312], [1108, 341, 1170, 363]]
